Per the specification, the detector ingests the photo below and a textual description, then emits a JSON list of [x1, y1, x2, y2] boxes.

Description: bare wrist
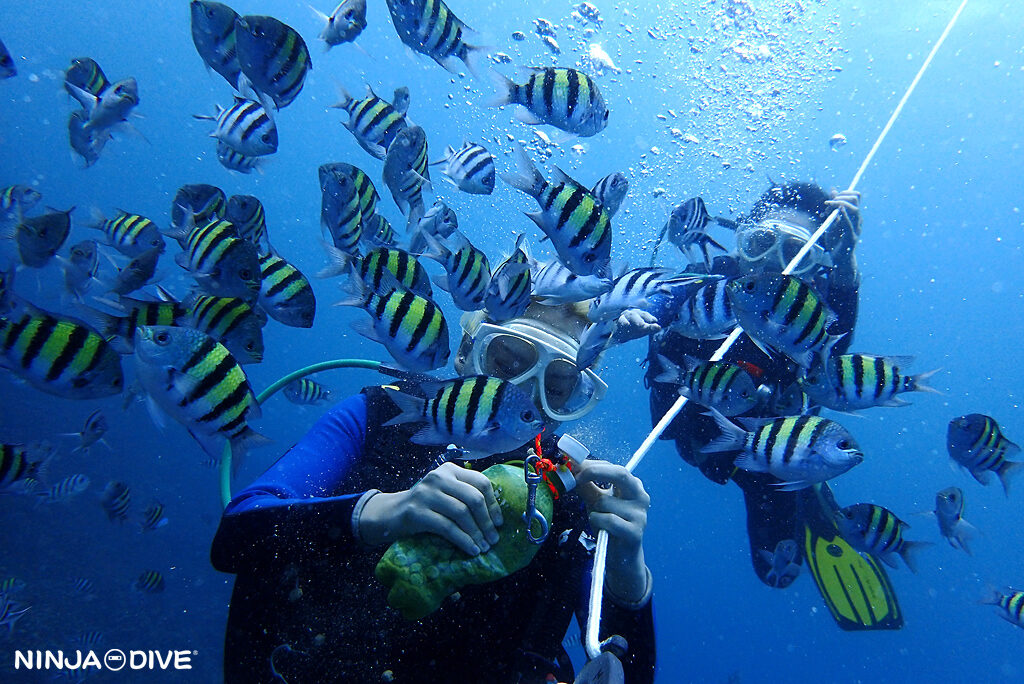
[[355, 490, 405, 546]]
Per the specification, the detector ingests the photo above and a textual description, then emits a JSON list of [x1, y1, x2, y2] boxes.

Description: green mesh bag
[[375, 463, 554, 620]]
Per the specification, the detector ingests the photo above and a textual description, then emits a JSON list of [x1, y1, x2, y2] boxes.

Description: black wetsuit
[[646, 255, 857, 585], [211, 385, 655, 683]]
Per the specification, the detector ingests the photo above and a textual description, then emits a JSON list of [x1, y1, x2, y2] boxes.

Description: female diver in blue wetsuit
[[212, 302, 656, 683]]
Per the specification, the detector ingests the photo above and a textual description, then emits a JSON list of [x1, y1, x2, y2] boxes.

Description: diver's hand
[[612, 309, 661, 343], [826, 188, 862, 249], [575, 460, 652, 605], [357, 462, 503, 556]]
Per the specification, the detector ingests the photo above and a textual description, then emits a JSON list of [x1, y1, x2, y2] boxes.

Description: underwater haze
[[1, 0, 1023, 681]]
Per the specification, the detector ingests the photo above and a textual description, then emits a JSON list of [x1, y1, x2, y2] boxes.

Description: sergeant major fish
[[335, 270, 449, 372], [980, 588, 1024, 630], [10, 208, 73, 269], [235, 15, 311, 109], [61, 240, 100, 301], [501, 145, 611, 277], [333, 84, 409, 160], [665, 197, 726, 268], [489, 67, 608, 137], [217, 142, 263, 175], [530, 258, 610, 305], [88, 209, 165, 258], [226, 195, 268, 250], [727, 273, 842, 369], [258, 251, 316, 328], [758, 539, 801, 588], [588, 268, 709, 323], [194, 97, 277, 157], [184, 294, 266, 364], [312, 0, 367, 49], [382, 125, 431, 230], [930, 486, 977, 555], [590, 172, 628, 217], [0, 300, 124, 399], [801, 353, 940, 412], [283, 378, 333, 405], [170, 184, 226, 235], [382, 375, 545, 459], [947, 413, 1022, 496], [190, 1, 243, 90], [671, 278, 736, 340], [433, 142, 495, 195], [420, 230, 491, 311], [64, 57, 109, 107], [100, 480, 131, 523], [167, 215, 261, 302], [1, 185, 41, 225], [703, 410, 864, 490], [835, 503, 931, 573], [484, 234, 531, 322], [653, 354, 759, 417], [384, 0, 485, 74], [133, 325, 269, 464]]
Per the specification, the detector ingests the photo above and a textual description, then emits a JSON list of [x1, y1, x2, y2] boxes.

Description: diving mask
[[736, 219, 833, 276], [465, 321, 607, 423]]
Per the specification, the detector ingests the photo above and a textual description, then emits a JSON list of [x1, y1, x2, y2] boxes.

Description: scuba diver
[[211, 302, 656, 683], [645, 181, 903, 631]]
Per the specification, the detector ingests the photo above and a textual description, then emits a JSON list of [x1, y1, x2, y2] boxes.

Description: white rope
[[584, 0, 970, 660]]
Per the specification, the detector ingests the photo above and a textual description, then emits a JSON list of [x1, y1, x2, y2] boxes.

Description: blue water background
[[1, 0, 1022, 681]]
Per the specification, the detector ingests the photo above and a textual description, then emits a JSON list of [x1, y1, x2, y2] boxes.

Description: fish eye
[[154, 331, 171, 345], [603, 110, 609, 120], [261, 133, 271, 143], [245, 341, 256, 351], [583, 253, 596, 263], [744, 281, 755, 291], [521, 409, 536, 423], [239, 268, 252, 280], [837, 439, 850, 449]]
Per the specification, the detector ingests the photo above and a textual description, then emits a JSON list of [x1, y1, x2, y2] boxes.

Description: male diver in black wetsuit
[[644, 181, 902, 630], [211, 302, 656, 683]]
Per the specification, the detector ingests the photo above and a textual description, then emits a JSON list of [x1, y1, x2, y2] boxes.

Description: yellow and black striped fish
[[0, 185, 41, 223], [704, 411, 863, 491], [0, 442, 49, 492], [190, 0, 242, 90], [490, 67, 609, 137], [133, 570, 165, 594], [185, 294, 265, 364], [835, 503, 930, 573], [337, 270, 449, 372], [173, 217, 262, 302], [727, 273, 841, 369], [319, 163, 364, 255], [258, 251, 315, 328], [132, 326, 268, 464], [333, 85, 410, 159], [382, 375, 545, 459], [0, 302, 124, 399], [421, 230, 490, 311], [501, 146, 611, 277], [947, 414, 1022, 495], [235, 15, 310, 109], [170, 184, 226, 239], [226, 195, 268, 251], [385, 0, 484, 74], [100, 480, 131, 523], [382, 125, 431, 229], [77, 295, 187, 354], [802, 353, 940, 411], [283, 378, 333, 406], [88, 210, 166, 258], [139, 501, 168, 532], [484, 234, 531, 322], [64, 57, 109, 108], [981, 588, 1024, 629]]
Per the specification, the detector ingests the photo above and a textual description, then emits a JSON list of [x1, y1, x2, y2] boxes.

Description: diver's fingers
[[435, 476, 500, 546], [825, 198, 858, 213], [450, 466, 504, 529], [588, 510, 643, 546], [416, 508, 482, 556], [575, 460, 649, 503]]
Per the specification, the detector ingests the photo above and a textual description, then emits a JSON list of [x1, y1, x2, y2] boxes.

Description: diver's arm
[[824, 189, 862, 292], [575, 460, 652, 603], [210, 394, 370, 572]]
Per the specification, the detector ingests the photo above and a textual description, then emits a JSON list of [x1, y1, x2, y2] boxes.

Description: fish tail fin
[[979, 584, 1004, 606], [953, 518, 979, 555], [906, 367, 943, 395], [498, 144, 544, 197], [418, 229, 451, 264], [316, 240, 355, 279], [484, 69, 518, 108], [899, 540, 933, 574], [228, 428, 273, 478], [330, 81, 354, 112], [459, 42, 490, 81], [652, 353, 682, 385], [380, 388, 426, 427], [701, 408, 747, 453], [997, 460, 1023, 497]]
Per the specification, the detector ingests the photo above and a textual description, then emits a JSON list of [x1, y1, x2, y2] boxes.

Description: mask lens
[[780, 236, 806, 264], [483, 334, 538, 381], [542, 358, 582, 410], [740, 227, 778, 259]]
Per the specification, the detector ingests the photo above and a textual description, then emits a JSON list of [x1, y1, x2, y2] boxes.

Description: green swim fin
[[801, 483, 903, 631]]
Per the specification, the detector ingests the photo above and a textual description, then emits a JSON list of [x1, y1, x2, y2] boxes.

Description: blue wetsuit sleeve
[[210, 394, 370, 573]]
